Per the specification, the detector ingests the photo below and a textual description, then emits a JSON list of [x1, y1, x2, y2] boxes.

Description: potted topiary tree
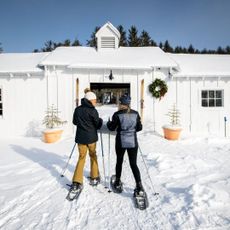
[[42, 105, 67, 143], [162, 104, 182, 140]]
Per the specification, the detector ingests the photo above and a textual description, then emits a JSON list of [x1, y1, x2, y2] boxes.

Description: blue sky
[[0, 0, 230, 53]]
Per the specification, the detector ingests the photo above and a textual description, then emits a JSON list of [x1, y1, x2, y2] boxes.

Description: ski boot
[[66, 182, 83, 201], [133, 182, 148, 210], [89, 176, 100, 186], [110, 175, 123, 193]]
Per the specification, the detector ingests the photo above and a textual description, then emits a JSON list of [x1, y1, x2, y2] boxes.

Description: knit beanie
[[119, 94, 131, 105], [85, 91, 97, 101]]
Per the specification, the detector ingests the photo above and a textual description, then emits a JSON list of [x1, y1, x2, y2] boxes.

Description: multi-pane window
[[201, 90, 223, 107], [0, 88, 2, 116]]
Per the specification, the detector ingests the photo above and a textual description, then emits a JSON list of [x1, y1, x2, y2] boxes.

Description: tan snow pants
[[72, 143, 99, 184]]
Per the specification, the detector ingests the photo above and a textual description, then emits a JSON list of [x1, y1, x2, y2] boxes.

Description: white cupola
[[95, 22, 120, 50]]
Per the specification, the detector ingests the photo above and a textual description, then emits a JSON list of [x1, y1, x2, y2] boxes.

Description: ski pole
[[138, 145, 159, 196], [100, 130, 107, 188], [60, 142, 77, 177], [108, 130, 112, 192]]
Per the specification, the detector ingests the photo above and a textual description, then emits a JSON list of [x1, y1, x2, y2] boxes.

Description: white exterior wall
[[0, 74, 47, 137], [173, 77, 230, 137], [138, 72, 230, 138], [46, 67, 152, 136], [143, 69, 173, 135], [1, 66, 229, 138]]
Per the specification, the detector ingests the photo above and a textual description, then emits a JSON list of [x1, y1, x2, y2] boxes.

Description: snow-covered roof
[[40, 46, 178, 70], [169, 53, 230, 77], [0, 53, 49, 74]]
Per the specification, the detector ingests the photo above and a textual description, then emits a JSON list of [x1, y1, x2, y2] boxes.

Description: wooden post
[[140, 79, 144, 122], [76, 78, 79, 107]]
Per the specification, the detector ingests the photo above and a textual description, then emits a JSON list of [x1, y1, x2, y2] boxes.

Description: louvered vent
[[101, 37, 115, 48]]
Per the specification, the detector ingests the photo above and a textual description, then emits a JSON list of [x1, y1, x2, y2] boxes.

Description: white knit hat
[[84, 91, 97, 101]]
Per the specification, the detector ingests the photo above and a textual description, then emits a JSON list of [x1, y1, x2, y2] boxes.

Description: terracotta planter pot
[[43, 129, 63, 143], [162, 126, 182, 140]]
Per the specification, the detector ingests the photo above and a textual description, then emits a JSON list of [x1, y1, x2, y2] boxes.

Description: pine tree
[[0, 42, 3, 53], [226, 46, 230, 54], [188, 44, 195, 53], [182, 47, 188, 53], [150, 39, 157, 46], [201, 48, 207, 54], [72, 38, 81, 46], [139, 30, 152, 46], [86, 26, 100, 48], [174, 46, 183, 53], [128, 26, 140, 47], [159, 42, 163, 49], [42, 40, 56, 52], [166, 104, 180, 126], [42, 105, 67, 129], [63, 39, 71, 46], [117, 25, 127, 47], [163, 40, 173, 53], [217, 46, 225, 54]]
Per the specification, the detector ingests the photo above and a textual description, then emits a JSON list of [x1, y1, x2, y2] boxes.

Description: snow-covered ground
[[0, 124, 230, 230]]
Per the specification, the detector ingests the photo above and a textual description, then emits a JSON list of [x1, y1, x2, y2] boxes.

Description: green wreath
[[149, 78, 168, 99]]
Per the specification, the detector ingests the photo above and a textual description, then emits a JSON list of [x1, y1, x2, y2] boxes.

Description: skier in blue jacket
[[107, 94, 145, 195]]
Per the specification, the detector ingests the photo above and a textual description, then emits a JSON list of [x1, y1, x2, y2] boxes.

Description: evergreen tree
[[42, 40, 56, 52], [201, 48, 207, 54], [117, 25, 127, 47], [0, 42, 3, 53], [150, 39, 157, 46], [209, 49, 216, 54], [163, 40, 173, 52], [188, 44, 195, 53], [159, 42, 163, 49], [72, 38, 81, 46], [174, 46, 183, 53], [139, 30, 152, 46], [86, 26, 100, 48], [217, 46, 225, 54], [128, 26, 140, 47], [226, 46, 230, 54], [182, 47, 188, 53], [63, 39, 71, 46]]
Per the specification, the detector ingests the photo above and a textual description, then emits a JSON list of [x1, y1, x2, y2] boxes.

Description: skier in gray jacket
[[107, 94, 145, 194]]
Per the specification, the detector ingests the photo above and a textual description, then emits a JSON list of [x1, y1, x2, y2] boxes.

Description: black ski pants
[[115, 144, 141, 184]]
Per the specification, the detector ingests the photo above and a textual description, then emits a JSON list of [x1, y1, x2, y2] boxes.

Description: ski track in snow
[[0, 132, 230, 230]]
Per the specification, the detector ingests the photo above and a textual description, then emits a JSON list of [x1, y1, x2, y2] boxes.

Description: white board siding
[[0, 75, 46, 137], [173, 77, 230, 137], [1, 66, 229, 138]]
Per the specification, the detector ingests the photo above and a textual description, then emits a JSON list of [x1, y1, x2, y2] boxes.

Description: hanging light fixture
[[109, 70, 114, 80]]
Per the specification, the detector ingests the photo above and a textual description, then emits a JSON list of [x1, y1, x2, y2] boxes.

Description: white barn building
[[0, 22, 230, 138]]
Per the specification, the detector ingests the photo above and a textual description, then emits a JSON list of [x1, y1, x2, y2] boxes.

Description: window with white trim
[[0, 87, 2, 116], [201, 90, 224, 107]]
